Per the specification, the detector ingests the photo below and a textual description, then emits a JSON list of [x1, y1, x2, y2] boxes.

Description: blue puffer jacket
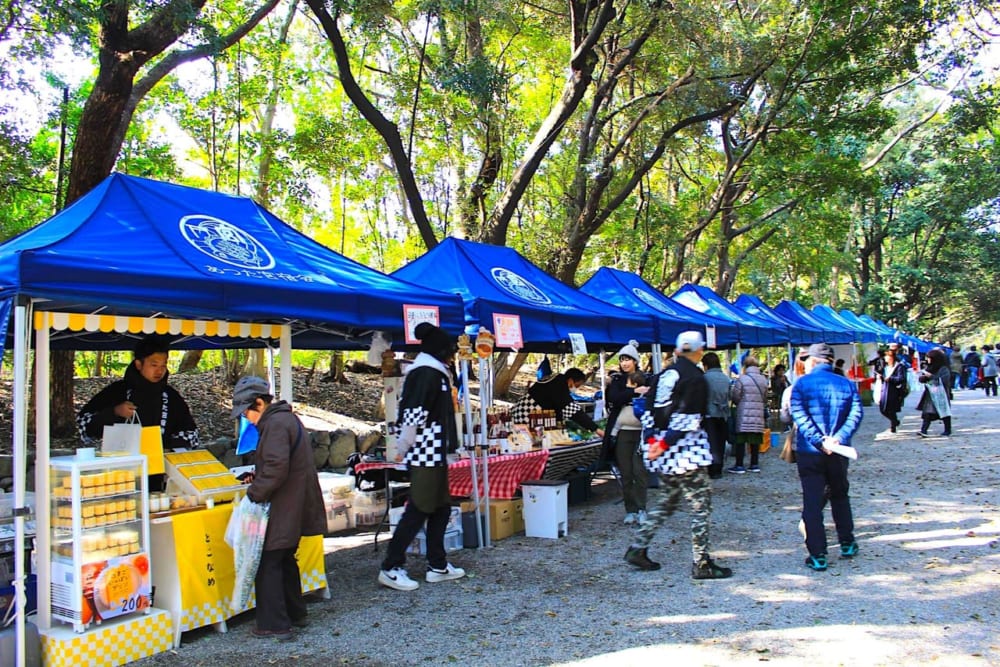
[[789, 364, 863, 454]]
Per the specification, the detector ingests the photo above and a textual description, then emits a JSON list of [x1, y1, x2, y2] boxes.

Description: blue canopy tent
[[732, 294, 825, 344], [837, 309, 893, 343], [772, 300, 854, 344], [0, 174, 467, 350], [670, 284, 788, 347], [811, 304, 878, 343], [392, 237, 658, 351], [579, 267, 740, 348]]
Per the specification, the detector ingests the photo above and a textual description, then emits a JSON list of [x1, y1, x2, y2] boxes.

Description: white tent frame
[[10, 301, 293, 667]]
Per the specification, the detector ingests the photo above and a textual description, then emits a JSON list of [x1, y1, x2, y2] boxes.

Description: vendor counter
[[150, 502, 327, 647]]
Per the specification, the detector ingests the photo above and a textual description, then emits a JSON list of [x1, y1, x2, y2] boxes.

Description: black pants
[[797, 452, 854, 557], [982, 376, 997, 396], [703, 417, 727, 476], [255, 546, 306, 632], [381, 502, 451, 571]]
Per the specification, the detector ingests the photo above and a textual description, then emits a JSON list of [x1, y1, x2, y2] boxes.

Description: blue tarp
[[670, 284, 788, 346], [772, 300, 855, 344], [579, 267, 740, 347], [837, 309, 892, 343], [392, 238, 657, 351], [811, 305, 878, 343], [732, 294, 826, 344], [0, 174, 466, 349]]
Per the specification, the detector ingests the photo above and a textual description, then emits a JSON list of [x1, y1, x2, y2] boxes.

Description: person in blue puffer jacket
[[790, 343, 863, 572]]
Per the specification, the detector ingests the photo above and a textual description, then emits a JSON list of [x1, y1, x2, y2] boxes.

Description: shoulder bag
[[779, 426, 797, 463]]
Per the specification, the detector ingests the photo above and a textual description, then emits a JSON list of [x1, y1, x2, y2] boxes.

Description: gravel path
[[135, 388, 1000, 667]]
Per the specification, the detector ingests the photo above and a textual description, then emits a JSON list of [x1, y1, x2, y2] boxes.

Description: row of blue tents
[[0, 173, 938, 354]]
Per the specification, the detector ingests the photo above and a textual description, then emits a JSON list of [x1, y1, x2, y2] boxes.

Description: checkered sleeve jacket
[[397, 356, 459, 467]]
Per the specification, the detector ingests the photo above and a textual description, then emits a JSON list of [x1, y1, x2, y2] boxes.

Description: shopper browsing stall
[[511, 368, 605, 437], [378, 322, 466, 592], [233, 376, 326, 640]]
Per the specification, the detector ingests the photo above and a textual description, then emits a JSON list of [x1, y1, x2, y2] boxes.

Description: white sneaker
[[425, 563, 466, 583], [637, 510, 649, 524], [623, 512, 638, 525], [378, 567, 419, 591]]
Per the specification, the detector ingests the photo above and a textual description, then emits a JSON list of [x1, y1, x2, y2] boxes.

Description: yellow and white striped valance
[[34, 311, 283, 339]]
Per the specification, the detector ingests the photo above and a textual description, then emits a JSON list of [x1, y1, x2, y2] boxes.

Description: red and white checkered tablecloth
[[354, 450, 550, 500]]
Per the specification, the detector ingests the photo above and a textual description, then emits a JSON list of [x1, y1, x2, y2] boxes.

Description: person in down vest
[[377, 322, 466, 592]]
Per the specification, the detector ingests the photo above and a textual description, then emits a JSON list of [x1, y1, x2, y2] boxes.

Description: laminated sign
[[103, 416, 165, 475]]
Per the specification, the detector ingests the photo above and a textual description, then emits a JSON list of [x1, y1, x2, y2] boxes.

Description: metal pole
[[13, 304, 30, 666], [460, 359, 484, 548], [479, 356, 492, 547]]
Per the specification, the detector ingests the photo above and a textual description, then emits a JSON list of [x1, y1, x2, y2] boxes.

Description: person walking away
[[232, 376, 326, 640], [728, 356, 769, 474], [789, 343, 863, 572], [980, 344, 998, 397], [962, 346, 981, 390], [949, 348, 964, 391], [624, 331, 732, 580], [917, 348, 953, 437], [876, 345, 909, 433], [769, 364, 789, 416], [378, 322, 466, 591], [702, 352, 731, 480], [601, 341, 649, 524]]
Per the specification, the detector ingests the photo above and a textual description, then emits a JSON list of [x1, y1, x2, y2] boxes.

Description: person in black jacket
[[511, 368, 605, 437], [602, 340, 650, 525]]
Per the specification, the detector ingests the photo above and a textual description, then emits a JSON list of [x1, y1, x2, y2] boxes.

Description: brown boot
[[625, 547, 661, 571]]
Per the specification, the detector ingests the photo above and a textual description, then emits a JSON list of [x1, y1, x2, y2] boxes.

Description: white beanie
[[616, 339, 640, 362]]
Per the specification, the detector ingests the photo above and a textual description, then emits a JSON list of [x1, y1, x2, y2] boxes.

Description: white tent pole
[[279, 325, 292, 403], [33, 310, 51, 637], [651, 343, 662, 373], [13, 304, 31, 666], [479, 356, 492, 547], [460, 359, 484, 548]]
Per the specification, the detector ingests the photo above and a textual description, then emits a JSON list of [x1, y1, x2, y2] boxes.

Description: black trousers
[[703, 417, 727, 475], [255, 546, 306, 632], [381, 502, 451, 571], [797, 452, 854, 557]]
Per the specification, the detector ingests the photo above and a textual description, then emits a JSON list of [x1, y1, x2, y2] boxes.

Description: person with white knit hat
[[602, 339, 650, 525]]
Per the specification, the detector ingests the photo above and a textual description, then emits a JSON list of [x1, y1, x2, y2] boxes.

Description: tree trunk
[[322, 351, 349, 384], [50, 350, 76, 439], [493, 351, 529, 398], [177, 349, 203, 373]]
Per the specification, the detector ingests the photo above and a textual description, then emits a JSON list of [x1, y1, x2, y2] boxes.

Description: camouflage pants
[[632, 467, 712, 563]]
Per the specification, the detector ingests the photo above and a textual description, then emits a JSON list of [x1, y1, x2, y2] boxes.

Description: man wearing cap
[[233, 376, 326, 639], [789, 343, 863, 572], [624, 330, 733, 580]]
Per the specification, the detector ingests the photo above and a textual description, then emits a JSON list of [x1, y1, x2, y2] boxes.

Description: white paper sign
[[568, 333, 587, 355], [705, 324, 717, 349], [402, 304, 440, 345], [492, 313, 523, 350]]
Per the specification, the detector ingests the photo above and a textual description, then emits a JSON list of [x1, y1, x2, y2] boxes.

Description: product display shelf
[[48, 454, 151, 633]]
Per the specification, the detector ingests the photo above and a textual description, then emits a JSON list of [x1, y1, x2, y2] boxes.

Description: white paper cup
[[76, 447, 96, 460]]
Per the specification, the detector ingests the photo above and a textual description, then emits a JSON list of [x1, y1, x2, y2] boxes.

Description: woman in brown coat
[[233, 376, 326, 640]]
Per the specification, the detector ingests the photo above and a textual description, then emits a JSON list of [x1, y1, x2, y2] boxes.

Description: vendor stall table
[[540, 439, 602, 482], [355, 449, 550, 502], [150, 502, 327, 648]]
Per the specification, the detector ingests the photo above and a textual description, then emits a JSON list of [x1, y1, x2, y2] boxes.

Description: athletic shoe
[[251, 628, 294, 641], [727, 466, 747, 475], [426, 563, 466, 583], [918, 431, 929, 438], [692, 558, 733, 579], [637, 509, 649, 524], [839, 541, 859, 558], [748, 465, 761, 473], [623, 512, 638, 525], [378, 567, 419, 591], [625, 547, 661, 571], [805, 554, 828, 571]]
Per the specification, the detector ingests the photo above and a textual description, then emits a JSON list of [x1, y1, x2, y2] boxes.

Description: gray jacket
[[703, 367, 731, 419], [730, 367, 769, 433]]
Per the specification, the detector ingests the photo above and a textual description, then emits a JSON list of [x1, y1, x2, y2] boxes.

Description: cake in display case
[[49, 454, 151, 633]]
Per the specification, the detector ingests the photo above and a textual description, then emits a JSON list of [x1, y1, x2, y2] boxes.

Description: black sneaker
[[839, 542, 859, 558], [692, 558, 733, 579], [805, 554, 828, 571], [625, 547, 661, 571]]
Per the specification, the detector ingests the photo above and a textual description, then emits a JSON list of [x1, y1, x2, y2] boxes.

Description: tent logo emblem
[[179, 215, 275, 270], [491, 267, 551, 305], [632, 288, 674, 315]]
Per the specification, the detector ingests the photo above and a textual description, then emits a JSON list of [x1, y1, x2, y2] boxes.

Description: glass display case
[[49, 454, 151, 633]]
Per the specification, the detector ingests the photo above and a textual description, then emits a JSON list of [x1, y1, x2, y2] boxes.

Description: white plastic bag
[[227, 495, 270, 612]]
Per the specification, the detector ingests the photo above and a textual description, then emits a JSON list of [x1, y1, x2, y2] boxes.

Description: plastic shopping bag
[[227, 495, 270, 613]]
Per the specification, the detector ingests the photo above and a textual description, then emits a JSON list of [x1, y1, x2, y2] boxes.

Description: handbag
[[779, 427, 797, 463], [102, 414, 165, 474]]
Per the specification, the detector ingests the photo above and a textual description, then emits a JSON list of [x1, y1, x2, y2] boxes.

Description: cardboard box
[[488, 499, 514, 541], [511, 498, 524, 533]]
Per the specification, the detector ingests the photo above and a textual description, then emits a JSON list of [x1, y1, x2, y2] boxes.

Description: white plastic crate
[[406, 528, 463, 556], [325, 498, 353, 533]]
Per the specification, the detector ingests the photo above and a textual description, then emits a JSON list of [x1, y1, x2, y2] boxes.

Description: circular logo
[[632, 287, 674, 315], [179, 215, 275, 270], [491, 267, 552, 305]]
